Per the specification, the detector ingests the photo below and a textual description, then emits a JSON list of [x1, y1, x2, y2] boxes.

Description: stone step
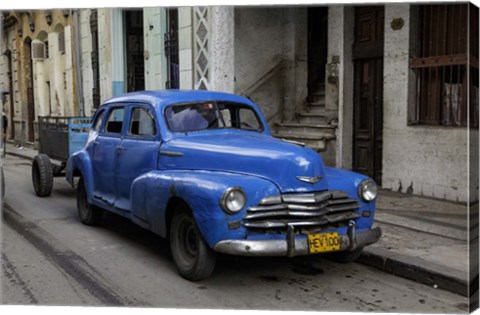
[[275, 122, 335, 135], [305, 106, 326, 115], [298, 111, 326, 118], [273, 131, 335, 141], [308, 99, 326, 107], [273, 133, 328, 151], [276, 122, 334, 129], [296, 111, 327, 123], [309, 94, 326, 104]]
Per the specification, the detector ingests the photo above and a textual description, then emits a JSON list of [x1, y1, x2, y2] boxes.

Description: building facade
[[1, 4, 478, 203]]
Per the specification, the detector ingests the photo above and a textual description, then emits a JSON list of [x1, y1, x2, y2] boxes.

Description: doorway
[[124, 10, 145, 92], [307, 7, 328, 99], [165, 8, 179, 89], [352, 6, 384, 185]]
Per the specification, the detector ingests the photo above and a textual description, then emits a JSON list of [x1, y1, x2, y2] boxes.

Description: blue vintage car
[[66, 90, 381, 280]]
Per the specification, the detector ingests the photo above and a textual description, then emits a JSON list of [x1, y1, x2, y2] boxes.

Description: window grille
[[409, 4, 479, 127]]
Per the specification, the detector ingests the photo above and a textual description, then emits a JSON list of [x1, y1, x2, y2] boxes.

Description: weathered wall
[[0, 11, 75, 144], [210, 7, 235, 93], [79, 9, 94, 115], [382, 4, 477, 202], [178, 7, 193, 89], [234, 7, 308, 124], [328, 5, 354, 169], [144, 8, 167, 90], [98, 9, 113, 100]]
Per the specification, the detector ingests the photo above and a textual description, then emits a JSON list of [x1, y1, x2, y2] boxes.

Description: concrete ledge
[[358, 247, 468, 297]]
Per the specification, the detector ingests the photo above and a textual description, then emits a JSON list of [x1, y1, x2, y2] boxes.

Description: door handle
[[116, 145, 126, 154]]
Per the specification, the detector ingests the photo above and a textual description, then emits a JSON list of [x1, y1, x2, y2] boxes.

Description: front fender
[[324, 167, 376, 230], [66, 151, 94, 203], [130, 170, 279, 247]]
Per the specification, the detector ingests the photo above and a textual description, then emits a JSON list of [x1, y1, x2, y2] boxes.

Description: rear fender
[[66, 151, 94, 204]]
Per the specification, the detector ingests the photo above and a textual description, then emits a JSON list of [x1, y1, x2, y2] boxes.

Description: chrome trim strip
[[259, 195, 282, 205], [296, 176, 322, 184], [214, 227, 382, 257], [159, 151, 184, 157]]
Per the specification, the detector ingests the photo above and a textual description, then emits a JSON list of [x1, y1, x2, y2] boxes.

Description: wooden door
[[353, 6, 384, 184]]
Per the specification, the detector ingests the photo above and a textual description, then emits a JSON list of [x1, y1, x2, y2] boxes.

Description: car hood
[[159, 131, 328, 193]]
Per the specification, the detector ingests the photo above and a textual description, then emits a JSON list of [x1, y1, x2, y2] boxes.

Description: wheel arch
[[165, 196, 191, 235], [66, 151, 94, 203]]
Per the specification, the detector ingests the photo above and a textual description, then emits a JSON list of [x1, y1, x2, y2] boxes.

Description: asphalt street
[[0, 154, 470, 312]]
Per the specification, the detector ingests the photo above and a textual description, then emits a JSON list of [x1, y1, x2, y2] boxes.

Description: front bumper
[[214, 221, 381, 257]]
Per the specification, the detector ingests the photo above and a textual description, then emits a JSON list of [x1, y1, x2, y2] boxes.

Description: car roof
[[101, 90, 255, 110]]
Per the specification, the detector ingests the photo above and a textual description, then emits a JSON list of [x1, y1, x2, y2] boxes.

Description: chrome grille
[[243, 190, 361, 230]]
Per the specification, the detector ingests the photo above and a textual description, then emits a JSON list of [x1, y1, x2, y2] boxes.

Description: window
[[409, 4, 479, 127], [58, 31, 65, 54], [165, 102, 263, 133], [238, 108, 261, 131], [105, 108, 125, 133], [44, 41, 49, 59], [129, 107, 156, 136], [92, 109, 105, 131]]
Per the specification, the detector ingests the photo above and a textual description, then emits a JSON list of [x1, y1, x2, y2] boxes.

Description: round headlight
[[358, 179, 378, 202], [220, 187, 246, 214]]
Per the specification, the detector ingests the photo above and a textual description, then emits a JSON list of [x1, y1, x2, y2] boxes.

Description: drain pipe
[[73, 9, 85, 116]]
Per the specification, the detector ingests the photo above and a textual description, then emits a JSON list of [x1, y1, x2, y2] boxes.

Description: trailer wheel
[[32, 154, 53, 197]]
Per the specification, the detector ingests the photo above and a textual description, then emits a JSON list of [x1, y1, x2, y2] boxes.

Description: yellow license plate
[[307, 232, 341, 254]]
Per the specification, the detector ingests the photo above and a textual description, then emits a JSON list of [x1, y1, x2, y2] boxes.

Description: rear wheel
[[169, 206, 216, 281], [32, 154, 53, 197], [77, 177, 103, 225], [327, 247, 364, 263]]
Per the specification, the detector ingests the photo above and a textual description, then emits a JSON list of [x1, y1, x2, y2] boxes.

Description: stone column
[[210, 6, 234, 93], [327, 5, 354, 169], [192, 6, 234, 93], [143, 8, 167, 90], [178, 7, 193, 89]]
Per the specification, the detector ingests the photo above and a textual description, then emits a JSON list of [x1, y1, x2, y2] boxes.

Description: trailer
[[32, 116, 91, 197]]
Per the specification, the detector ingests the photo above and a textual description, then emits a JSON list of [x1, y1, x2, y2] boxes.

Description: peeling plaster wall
[[0, 28, 20, 140], [178, 7, 193, 89], [98, 9, 113, 101], [382, 5, 477, 202], [64, 25, 74, 116], [79, 9, 94, 116], [143, 8, 167, 90], [210, 7, 235, 93], [328, 5, 354, 169], [234, 7, 308, 124]]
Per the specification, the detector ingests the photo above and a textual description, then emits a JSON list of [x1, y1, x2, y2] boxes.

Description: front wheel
[[77, 178, 103, 225], [169, 206, 216, 281]]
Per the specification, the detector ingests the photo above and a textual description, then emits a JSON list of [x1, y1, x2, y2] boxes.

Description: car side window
[[219, 108, 233, 128], [129, 107, 156, 136], [92, 110, 105, 132], [105, 107, 125, 134], [239, 108, 261, 130]]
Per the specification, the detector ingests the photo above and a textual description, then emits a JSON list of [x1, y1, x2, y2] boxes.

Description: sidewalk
[[359, 190, 472, 296], [2, 142, 473, 296]]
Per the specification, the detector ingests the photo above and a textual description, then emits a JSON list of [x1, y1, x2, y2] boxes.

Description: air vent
[[31, 42, 45, 60]]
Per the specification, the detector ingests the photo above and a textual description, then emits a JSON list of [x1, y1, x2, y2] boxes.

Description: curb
[[358, 247, 468, 297], [5, 150, 35, 161]]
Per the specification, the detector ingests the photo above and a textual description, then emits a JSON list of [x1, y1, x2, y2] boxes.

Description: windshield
[[165, 101, 263, 133]]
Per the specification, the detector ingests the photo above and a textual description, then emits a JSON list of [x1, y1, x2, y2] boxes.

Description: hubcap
[[179, 217, 198, 263]]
